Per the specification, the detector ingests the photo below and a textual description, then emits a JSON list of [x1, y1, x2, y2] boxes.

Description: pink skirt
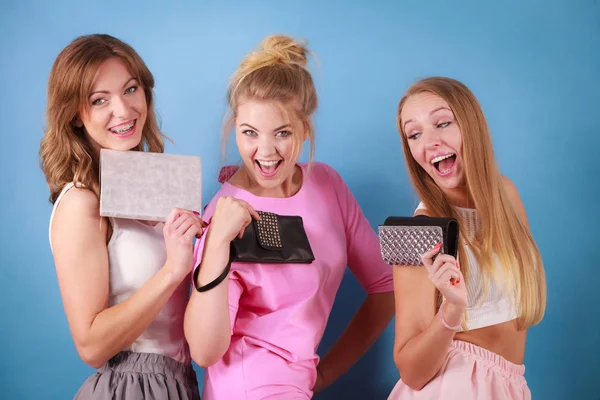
[[388, 340, 530, 400]]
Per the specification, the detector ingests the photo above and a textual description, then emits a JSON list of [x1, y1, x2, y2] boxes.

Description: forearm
[[77, 266, 182, 368], [394, 302, 463, 390], [184, 234, 232, 367], [318, 292, 395, 388]]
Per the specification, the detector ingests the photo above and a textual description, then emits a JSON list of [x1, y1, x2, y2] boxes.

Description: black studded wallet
[[230, 211, 315, 263], [194, 210, 315, 292]]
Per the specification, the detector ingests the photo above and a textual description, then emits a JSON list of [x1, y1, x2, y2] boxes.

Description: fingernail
[[456, 261, 460, 269], [434, 243, 442, 249], [193, 211, 200, 216], [457, 278, 461, 283]]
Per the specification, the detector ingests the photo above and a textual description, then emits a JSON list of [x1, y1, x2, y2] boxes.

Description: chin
[[111, 136, 143, 151], [432, 174, 466, 191], [252, 175, 283, 190]]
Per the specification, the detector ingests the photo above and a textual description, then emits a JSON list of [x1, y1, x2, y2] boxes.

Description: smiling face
[[400, 91, 466, 195], [79, 57, 147, 152], [234, 98, 306, 196]]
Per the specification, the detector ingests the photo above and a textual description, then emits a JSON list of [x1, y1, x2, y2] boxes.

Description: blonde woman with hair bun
[[184, 34, 395, 399]]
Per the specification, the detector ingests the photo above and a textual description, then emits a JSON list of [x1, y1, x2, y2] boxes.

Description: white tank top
[[49, 182, 191, 364], [416, 202, 518, 331]]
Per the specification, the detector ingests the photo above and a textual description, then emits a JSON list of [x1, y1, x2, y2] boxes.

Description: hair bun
[[238, 34, 309, 74], [258, 35, 308, 67]]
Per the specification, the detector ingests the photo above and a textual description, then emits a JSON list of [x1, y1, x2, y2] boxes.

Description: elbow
[[394, 356, 428, 391], [189, 338, 230, 368], [184, 308, 231, 367], [76, 343, 108, 369], [399, 375, 427, 391], [190, 352, 220, 368]]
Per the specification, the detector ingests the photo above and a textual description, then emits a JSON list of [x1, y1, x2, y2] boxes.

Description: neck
[[442, 185, 472, 208]]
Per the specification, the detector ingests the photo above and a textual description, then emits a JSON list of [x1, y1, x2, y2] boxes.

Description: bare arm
[[314, 292, 394, 392], [184, 196, 260, 367], [51, 189, 202, 368], [184, 227, 234, 367], [391, 265, 465, 390], [390, 208, 468, 391]]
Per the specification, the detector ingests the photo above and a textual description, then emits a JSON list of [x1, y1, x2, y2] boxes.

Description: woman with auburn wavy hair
[[387, 77, 546, 399], [184, 34, 395, 400], [40, 34, 202, 399]]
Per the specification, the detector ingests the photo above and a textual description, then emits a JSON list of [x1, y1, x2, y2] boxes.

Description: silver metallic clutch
[[99, 149, 202, 221], [378, 216, 459, 266]]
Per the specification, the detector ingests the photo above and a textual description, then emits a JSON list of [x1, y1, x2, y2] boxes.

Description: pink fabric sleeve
[[325, 165, 393, 294]]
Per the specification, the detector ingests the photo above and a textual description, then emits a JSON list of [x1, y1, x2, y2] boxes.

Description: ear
[[302, 121, 311, 141], [71, 116, 83, 128]]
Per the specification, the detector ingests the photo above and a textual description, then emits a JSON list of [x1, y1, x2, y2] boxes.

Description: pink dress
[[193, 162, 393, 399]]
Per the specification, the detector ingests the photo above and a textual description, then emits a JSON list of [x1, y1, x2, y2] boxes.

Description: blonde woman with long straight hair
[[184, 34, 395, 399], [388, 77, 546, 399], [40, 34, 203, 399]]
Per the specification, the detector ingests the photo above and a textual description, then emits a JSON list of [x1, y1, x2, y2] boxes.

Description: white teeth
[[431, 154, 455, 164], [110, 120, 135, 134], [257, 160, 280, 167]]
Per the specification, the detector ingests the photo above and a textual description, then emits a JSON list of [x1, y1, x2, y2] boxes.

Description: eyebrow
[[239, 123, 291, 132], [403, 106, 452, 130], [89, 77, 138, 98]]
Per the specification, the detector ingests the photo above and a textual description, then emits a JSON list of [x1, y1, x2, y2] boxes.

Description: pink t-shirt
[[193, 162, 393, 400]]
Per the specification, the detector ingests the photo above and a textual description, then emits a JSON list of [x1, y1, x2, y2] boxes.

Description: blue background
[[1, 0, 598, 398]]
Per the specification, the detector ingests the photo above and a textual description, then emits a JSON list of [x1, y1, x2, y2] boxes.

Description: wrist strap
[[193, 247, 233, 292], [439, 300, 462, 331]]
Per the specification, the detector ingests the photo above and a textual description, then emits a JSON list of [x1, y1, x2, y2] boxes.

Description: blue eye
[[92, 98, 106, 106], [407, 132, 421, 140], [437, 121, 451, 128], [276, 130, 291, 137], [242, 129, 257, 136]]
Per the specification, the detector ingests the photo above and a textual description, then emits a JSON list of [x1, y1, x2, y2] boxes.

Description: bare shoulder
[[501, 175, 529, 227], [54, 187, 101, 222], [51, 187, 107, 250]]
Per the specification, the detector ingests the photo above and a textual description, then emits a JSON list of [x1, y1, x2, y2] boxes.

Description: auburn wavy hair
[[39, 34, 166, 203]]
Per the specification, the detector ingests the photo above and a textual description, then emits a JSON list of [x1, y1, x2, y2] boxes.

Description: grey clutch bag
[[99, 149, 202, 221], [378, 216, 459, 266]]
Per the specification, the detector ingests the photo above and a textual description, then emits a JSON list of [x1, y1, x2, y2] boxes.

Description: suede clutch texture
[[99, 149, 202, 221]]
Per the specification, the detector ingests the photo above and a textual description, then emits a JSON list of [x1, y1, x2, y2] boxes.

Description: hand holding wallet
[[194, 210, 315, 292], [378, 215, 459, 266]]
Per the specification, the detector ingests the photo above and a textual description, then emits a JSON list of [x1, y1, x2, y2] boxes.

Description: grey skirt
[[74, 351, 200, 400]]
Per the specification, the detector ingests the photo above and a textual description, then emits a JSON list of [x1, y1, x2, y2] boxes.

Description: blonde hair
[[397, 77, 546, 330], [223, 34, 318, 165], [39, 34, 166, 204]]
